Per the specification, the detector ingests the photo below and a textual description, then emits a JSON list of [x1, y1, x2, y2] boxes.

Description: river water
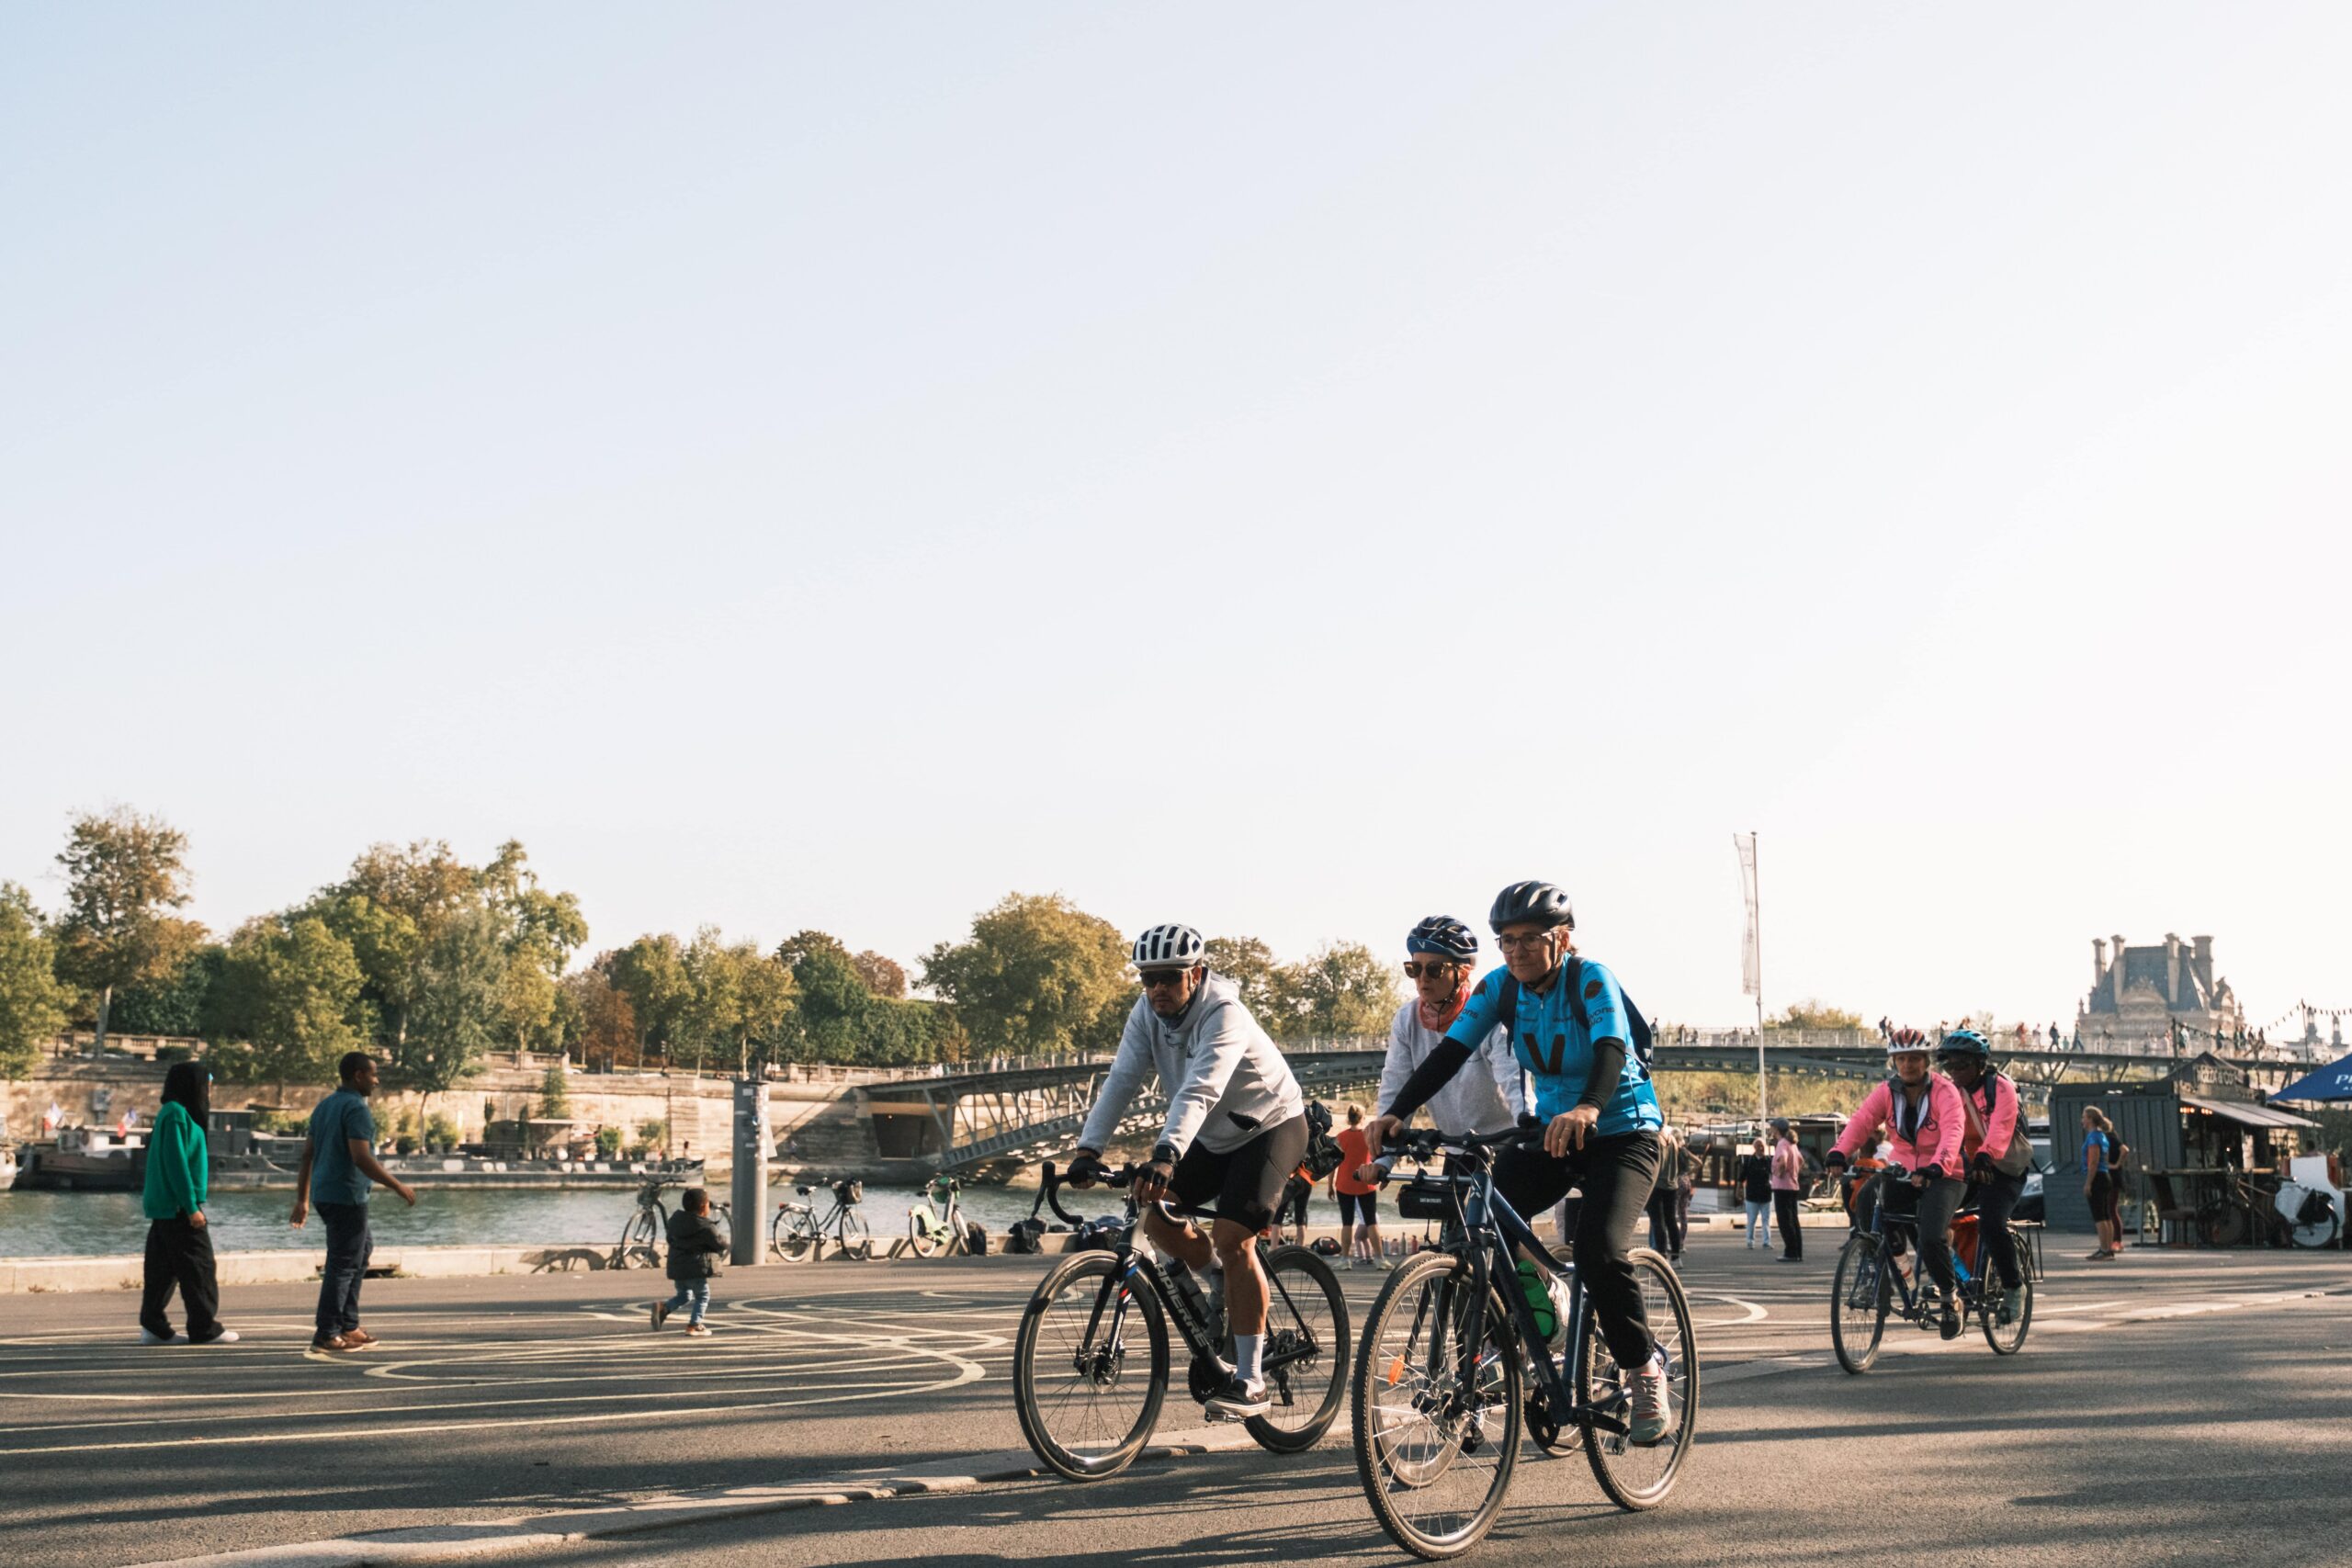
[[0, 1179, 1110, 1258]]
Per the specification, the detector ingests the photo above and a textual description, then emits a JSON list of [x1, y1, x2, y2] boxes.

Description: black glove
[[1822, 1150, 1849, 1173], [1918, 1163, 1947, 1183], [1969, 1153, 1996, 1180], [1517, 1111, 1544, 1133], [1066, 1151, 1109, 1188], [1135, 1144, 1178, 1194]]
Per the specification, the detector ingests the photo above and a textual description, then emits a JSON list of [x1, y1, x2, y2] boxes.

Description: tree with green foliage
[[203, 915, 370, 1082], [109, 944, 224, 1037], [1204, 935, 1278, 1013], [607, 932, 691, 1061], [560, 964, 638, 1070], [539, 1063, 571, 1120], [851, 951, 907, 999], [922, 893, 1129, 1056], [51, 808, 205, 1052], [1769, 999, 1865, 1032], [1268, 942, 1401, 1041], [395, 905, 507, 1111], [0, 883, 74, 1079]]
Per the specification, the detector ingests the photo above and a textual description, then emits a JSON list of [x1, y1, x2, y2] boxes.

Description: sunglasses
[[1402, 961, 1464, 979], [1139, 968, 1190, 989]]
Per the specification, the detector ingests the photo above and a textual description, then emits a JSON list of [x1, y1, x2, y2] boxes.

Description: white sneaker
[[1628, 1350, 1672, 1446], [140, 1328, 174, 1346], [188, 1330, 241, 1346]]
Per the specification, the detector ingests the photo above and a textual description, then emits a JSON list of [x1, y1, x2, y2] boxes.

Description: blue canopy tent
[[2275, 1053, 2352, 1103]]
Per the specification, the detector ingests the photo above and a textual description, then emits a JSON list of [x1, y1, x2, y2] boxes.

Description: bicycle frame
[[1851, 1179, 1986, 1325]]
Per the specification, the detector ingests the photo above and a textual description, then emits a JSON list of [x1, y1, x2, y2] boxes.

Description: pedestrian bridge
[[797, 1030, 2320, 1174]]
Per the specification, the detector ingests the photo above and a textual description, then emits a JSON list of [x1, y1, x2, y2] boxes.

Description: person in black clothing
[[652, 1189, 726, 1337], [1738, 1135, 1773, 1248], [1645, 1126, 1686, 1260]]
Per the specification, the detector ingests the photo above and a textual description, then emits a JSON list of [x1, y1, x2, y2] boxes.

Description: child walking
[[652, 1188, 726, 1336]]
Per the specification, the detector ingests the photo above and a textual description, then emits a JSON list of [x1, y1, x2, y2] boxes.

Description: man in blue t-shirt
[[290, 1052, 416, 1352], [1370, 880, 1672, 1445]]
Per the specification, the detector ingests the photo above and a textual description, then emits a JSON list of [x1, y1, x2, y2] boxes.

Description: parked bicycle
[[908, 1174, 974, 1258], [1010, 1159, 1349, 1481], [1353, 1127, 1698, 1559], [772, 1177, 873, 1261], [1831, 1164, 2038, 1372], [616, 1177, 730, 1269]]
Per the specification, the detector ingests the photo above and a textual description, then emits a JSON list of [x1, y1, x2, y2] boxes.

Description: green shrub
[[595, 1126, 623, 1156]]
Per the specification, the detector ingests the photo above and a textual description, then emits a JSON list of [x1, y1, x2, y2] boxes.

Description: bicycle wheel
[[1246, 1244, 1350, 1453], [1351, 1251, 1521, 1561], [837, 1210, 873, 1260], [1578, 1247, 1697, 1511], [618, 1208, 661, 1269], [772, 1207, 817, 1263], [1012, 1251, 1170, 1481], [1981, 1265, 2033, 1355], [1830, 1234, 1890, 1374], [908, 1208, 942, 1259]]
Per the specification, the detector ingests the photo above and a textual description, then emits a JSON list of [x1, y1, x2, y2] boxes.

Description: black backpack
[[1489, 956, 1656, 1077], [1301, 1100, 1345, 1181]]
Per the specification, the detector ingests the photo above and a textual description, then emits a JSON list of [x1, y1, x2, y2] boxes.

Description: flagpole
[[1753, 831, 1768, 1123]]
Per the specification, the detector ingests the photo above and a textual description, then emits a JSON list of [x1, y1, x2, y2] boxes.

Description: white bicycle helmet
[[1133, 923, 1206, 970]]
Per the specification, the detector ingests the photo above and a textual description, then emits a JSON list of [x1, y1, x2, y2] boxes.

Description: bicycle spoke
[[1352, 1254, 1519, 1557]]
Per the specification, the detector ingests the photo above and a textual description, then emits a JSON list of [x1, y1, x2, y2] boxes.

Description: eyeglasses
[[1494, 932, 1555, 953], [1139, 969, 1189, 990], [1402, 961, 1464, 980]]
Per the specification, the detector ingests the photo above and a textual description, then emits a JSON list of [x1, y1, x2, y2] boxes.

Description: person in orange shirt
[[1331, 1105, 1388, 1270]]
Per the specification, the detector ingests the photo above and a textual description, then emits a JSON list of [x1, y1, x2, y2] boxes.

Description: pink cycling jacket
[[1958, 1073, 2020, 1163], [1833, 1074, 1964, 1177]]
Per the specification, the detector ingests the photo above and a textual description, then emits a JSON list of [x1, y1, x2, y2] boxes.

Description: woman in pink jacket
[[1824, 1029, 1969, 1338]]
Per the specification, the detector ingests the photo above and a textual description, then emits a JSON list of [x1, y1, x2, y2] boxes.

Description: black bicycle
[[772, 1177, 873, 1261], [1010, 1160, 1350, 1482], [1830, 1165, 2038, 1373], [1352, 1128, 1699, 1559]]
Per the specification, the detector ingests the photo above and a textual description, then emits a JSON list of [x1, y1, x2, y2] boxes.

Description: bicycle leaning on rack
[[908, 1174, 975, 1258], [1009, 1159, 1349, 1482], [771, 1177, 873, 1261], [1352, 1126, 1700, 1560], [1830, 1163, 2040, 1373], [616, 1177, 731, 1270]]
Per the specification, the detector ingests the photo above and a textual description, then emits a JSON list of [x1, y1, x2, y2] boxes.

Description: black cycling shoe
[[1938, 1301, 1962, 1340], [1203, 1374, 1271, 1422]]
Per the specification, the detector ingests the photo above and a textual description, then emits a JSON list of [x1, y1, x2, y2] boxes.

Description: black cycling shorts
[[1170, 1115, 1310, 1232], [1338, 1189, 1381, 1226], [1279, 1176, 1312, 1225]]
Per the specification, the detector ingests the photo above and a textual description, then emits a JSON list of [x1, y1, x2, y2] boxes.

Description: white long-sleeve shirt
[[1078, 973, 1306, 1157], [1376, 1001, 1526, 1163]]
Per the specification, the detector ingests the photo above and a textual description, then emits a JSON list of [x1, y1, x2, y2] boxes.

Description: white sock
[[1234, 1333, 1264, 1382]]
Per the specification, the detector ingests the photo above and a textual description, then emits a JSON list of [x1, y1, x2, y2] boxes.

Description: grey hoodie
[[1078, 973, 1305, 1156]]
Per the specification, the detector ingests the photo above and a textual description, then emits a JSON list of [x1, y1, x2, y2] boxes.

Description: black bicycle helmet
[[1487, 880, 1574, 933], [1406, 916, 1478, 962]]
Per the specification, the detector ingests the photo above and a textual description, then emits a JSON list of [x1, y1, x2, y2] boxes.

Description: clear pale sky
[[5, 5, 2347, 1033]]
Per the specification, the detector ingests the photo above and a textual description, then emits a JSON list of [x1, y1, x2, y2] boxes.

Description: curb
[[129, 1427, 1262, 1567]]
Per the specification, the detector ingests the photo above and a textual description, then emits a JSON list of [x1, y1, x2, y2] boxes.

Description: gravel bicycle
[[616, 1177, 730, 1269], [771, 1177, 873, 1261], [1353, 1127, 1699, 1559], [1831, 1165, 2038, 1372], [1011, 1159, 1349, 1481], [908, 1174, 974, 1258]]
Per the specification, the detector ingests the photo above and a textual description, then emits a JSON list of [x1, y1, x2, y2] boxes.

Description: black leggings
[[1965, 1171, 2025, 1290], [1867, 1175, 1967, 1295], [1645, 1189, 1684, 1255], [1491, 1129, 1662, 1371]]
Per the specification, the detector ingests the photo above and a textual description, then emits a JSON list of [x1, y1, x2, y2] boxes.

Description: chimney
[[2093, 938, 2108, 987], [2165, 934, 2181, 1008], [2112, 935, 2128, 1004], [2193, 935, 2214, 991]]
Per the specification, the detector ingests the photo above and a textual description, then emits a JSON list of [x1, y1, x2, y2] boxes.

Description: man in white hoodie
[[1069, 922, 1306, 1422]]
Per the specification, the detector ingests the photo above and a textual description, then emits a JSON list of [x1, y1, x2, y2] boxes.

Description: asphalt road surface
[[3, 1231, 2346, 1567]]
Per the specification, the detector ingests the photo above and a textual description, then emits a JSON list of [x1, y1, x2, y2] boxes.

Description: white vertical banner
[[1734, 831, 1761, 998]]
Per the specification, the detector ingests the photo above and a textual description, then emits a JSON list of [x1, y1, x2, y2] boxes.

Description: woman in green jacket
[[141, 1062, 237, 1345]]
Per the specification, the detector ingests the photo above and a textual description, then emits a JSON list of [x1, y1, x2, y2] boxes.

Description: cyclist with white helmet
[[1365, 917, 1525, 1176], [1825, 1028, 1969, 1337], [1069, 922, 1307, 1422], [1367, 881, 1674, 1446]]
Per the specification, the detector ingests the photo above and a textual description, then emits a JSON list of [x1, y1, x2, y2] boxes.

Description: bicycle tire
[[1351, 1250, 1521, 1561], [618, 1208, 662, 1270], [1245, 1244, 1350, 1453], [1578, 1247, 1697, 1511], [908, 1209, 941, 1259], [1830, 1234, 1889, 1374], [772, 1207, 817, 1263], [838, 1209, 873, 1260], [1012, 1251, 1170, 1481], [1981, 1266, 2033, 1355]]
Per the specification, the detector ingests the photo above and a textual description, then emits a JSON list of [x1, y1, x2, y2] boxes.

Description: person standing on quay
[[140, 1062, 236, 1346], [289, 1052, 416, 1352], [1770, 1118, 1804, 1262], [1738, 1134, 1773, 1248]]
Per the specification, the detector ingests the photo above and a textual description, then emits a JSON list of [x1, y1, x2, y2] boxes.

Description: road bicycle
[[1010, 1159, 1349, 1481], [1353, 1127, 1699, 1559], [908, 1173, 975, 1258], [616, 1177, 731, 1269], [1831, 1165, 2038, 1372], [772, 1177, 873, 1261]]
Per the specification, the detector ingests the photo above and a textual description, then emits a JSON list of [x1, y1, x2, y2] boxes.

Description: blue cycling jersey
[[1442, 958, 1663, 1138]]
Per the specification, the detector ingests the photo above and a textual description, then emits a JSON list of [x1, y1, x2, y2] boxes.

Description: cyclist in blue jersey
[[1368, 880, 1672, 1445]]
